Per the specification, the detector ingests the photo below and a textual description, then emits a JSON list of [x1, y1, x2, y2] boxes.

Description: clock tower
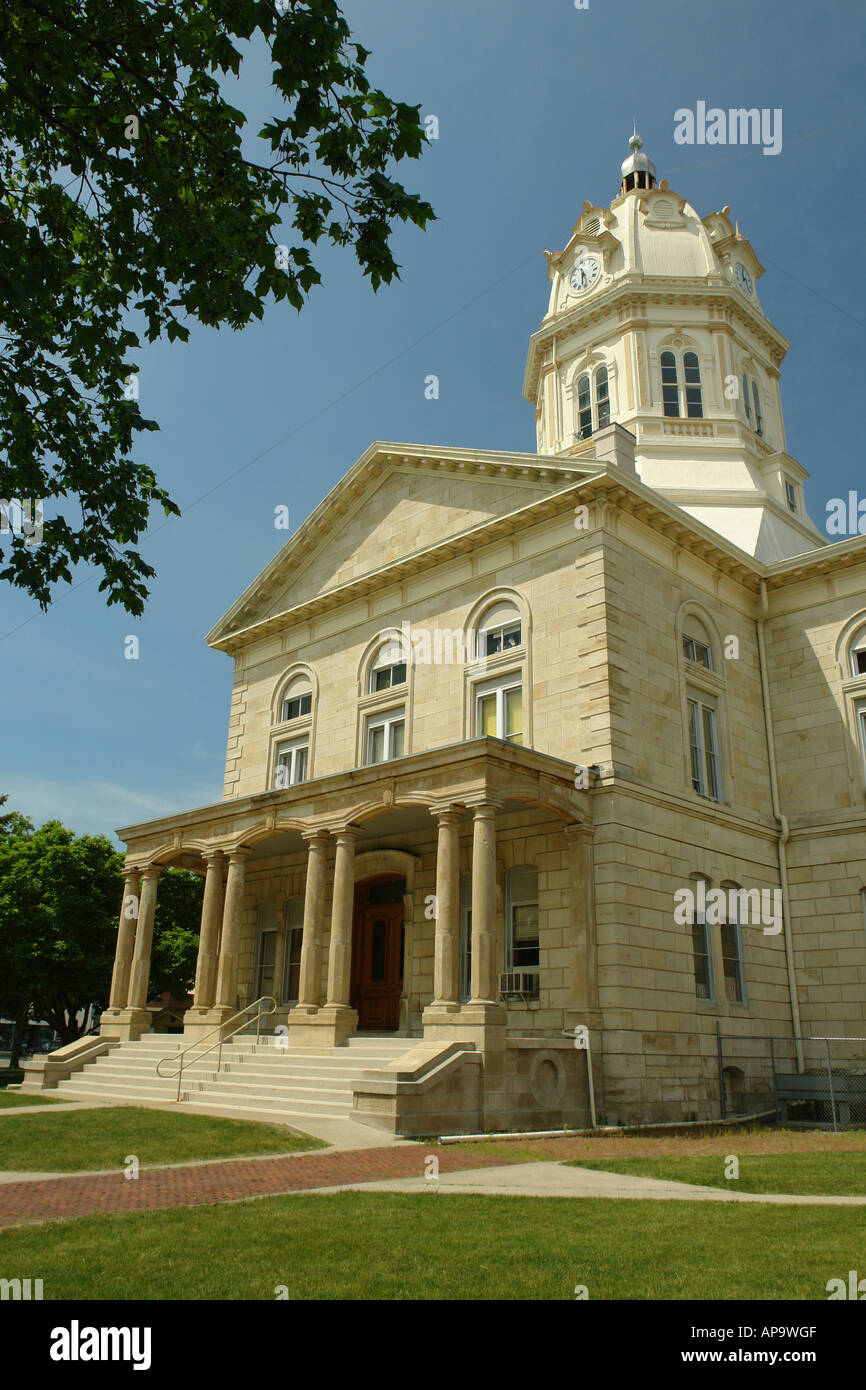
[[523, 129, 824, 561]]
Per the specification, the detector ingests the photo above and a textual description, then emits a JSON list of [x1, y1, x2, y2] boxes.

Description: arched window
[[370, 638, 407, 694], [751, 379, 763, 436], [689, 876, 713, 1000], [477, 600, 522, 658], [272, 670, 315, 789], [849, 626, 866, 678], [683, 352, 703, 418], [576, 372, 592, 439], [682, 616, 713, 670], [661, 351, 679, 417], [680, 611, 725, 802], [596, 365, 611, 429], [662, 351, 702, 418], [574, 365, 612, 439], [720, 883, 746, 1004], [279, 676, 312, 724]]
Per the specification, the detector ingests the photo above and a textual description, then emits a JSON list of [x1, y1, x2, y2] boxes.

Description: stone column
[[214, 848, 251, 1013], [431, 809, 461, 1008], [126, 865, 162, 1012], [107, 868, 141, 1011], [326, 827, 361, 1007], [565, 825, 599, 1012], [469, 804, 498, 1005], [297, 825, 362, 1047], [297, 832, 329, 1009], [192, 851, 225, 1010]]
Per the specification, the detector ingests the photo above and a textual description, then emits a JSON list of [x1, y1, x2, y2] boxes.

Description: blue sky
[[1, 0, 864, 842]]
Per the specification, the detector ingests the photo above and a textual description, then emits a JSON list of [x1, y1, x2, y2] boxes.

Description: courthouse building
[[33, 132, 866, 1133]]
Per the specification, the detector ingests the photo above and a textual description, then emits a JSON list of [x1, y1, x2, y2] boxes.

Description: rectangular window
[[276, 739, 309, 788], [682, 634, 712, 668], [366, 708, 405, 765], [485, 622, 522, 655], [373, 662, 406, 692], [506, 868, 539, 971], [475, 676, 523, 745], [784, 479, 797, 513], [721, 920, 745, 1004], [254, 903, 278, 999], [284, 898, 304, 1002], [688, 696, 721, 800], [692, 919, 713, 1000]]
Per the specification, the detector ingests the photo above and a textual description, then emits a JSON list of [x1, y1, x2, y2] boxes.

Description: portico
[[100, 740, 596, 1073]]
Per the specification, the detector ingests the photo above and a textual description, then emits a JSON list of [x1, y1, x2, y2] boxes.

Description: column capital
[[332, 823, 363, 845], [226, 846, 253, 865], [429, 804, 464, 826], [201, 848, 225, 866], [466, 799, 502, 820], [301, 827, 331, 847], [122, 864, 142, 883], [141, 863, 164, 882], [564, 821, 594, 841]]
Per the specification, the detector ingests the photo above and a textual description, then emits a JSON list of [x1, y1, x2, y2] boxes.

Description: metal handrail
[[156, 996, 277, 1102]]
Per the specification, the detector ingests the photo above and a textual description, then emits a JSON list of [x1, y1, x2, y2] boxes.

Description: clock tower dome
[[523, 129, 824, 561]]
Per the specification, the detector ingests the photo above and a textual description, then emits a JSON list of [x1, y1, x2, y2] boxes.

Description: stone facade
[[83, 134, 866, 1134]]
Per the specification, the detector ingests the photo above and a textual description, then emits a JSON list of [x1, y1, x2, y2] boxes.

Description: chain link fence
[[717, 1031, 866, 1131]]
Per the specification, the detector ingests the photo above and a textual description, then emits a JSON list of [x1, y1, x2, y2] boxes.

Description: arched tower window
[[662, 351, 702, 419], [596, 365, 611, 429], [661, 351, 679, 417], [683, 352, 703, 418], [574, 364, 612, 440], [576, 373, 592, 439], [751, 379, 763, 436]]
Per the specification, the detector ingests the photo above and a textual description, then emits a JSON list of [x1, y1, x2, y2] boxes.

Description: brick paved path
[[0, 1145, 515, 1229]]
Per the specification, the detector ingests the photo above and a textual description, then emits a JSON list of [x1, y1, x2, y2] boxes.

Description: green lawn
[[0, 1191, 863, 1299], [566, 1152, 866, 1195], [0, 1106, 325, 1172], [0, 1090, 64, 1109]]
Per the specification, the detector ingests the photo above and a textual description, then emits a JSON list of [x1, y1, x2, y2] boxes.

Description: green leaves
[[0, 809, 204, 1039], [0, 0, 434, 613]]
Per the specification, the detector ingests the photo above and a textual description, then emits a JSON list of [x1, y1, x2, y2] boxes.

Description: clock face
[[570, 256, 600, 293], [734, 261, 753, 296]]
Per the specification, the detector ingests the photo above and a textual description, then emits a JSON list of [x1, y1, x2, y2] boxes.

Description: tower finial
[[621, 125, 656, 193]]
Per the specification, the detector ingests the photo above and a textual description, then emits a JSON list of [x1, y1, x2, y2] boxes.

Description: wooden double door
[[350, 876, 405, 1031]]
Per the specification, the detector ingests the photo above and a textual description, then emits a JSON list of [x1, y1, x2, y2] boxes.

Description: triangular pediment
[[208, 443, 593, 646]]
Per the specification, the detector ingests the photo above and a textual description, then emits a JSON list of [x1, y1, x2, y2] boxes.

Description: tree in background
[[150, 869, 203, 999], [0, 803, 202, 1061], [0, 0, 434, 613]]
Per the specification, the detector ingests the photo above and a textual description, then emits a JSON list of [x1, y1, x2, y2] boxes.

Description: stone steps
[[50, 1032, 414, 1123]]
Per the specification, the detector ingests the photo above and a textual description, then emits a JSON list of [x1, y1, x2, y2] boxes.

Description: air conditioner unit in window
[[498, 971, 539, 1000]]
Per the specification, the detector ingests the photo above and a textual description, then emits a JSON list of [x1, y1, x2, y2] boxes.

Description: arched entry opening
[[350, 874, 406, 1031]]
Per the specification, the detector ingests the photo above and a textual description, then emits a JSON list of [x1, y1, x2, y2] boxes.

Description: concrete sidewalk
[[312, 1160, 866, 1205]]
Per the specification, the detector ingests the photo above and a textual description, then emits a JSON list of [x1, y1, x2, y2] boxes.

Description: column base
[[99, 1008, 151, 1043], [182, 1005, 238, 1044], [422, 1001, 507, 1054], [287, 1004, 358, 1049]]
